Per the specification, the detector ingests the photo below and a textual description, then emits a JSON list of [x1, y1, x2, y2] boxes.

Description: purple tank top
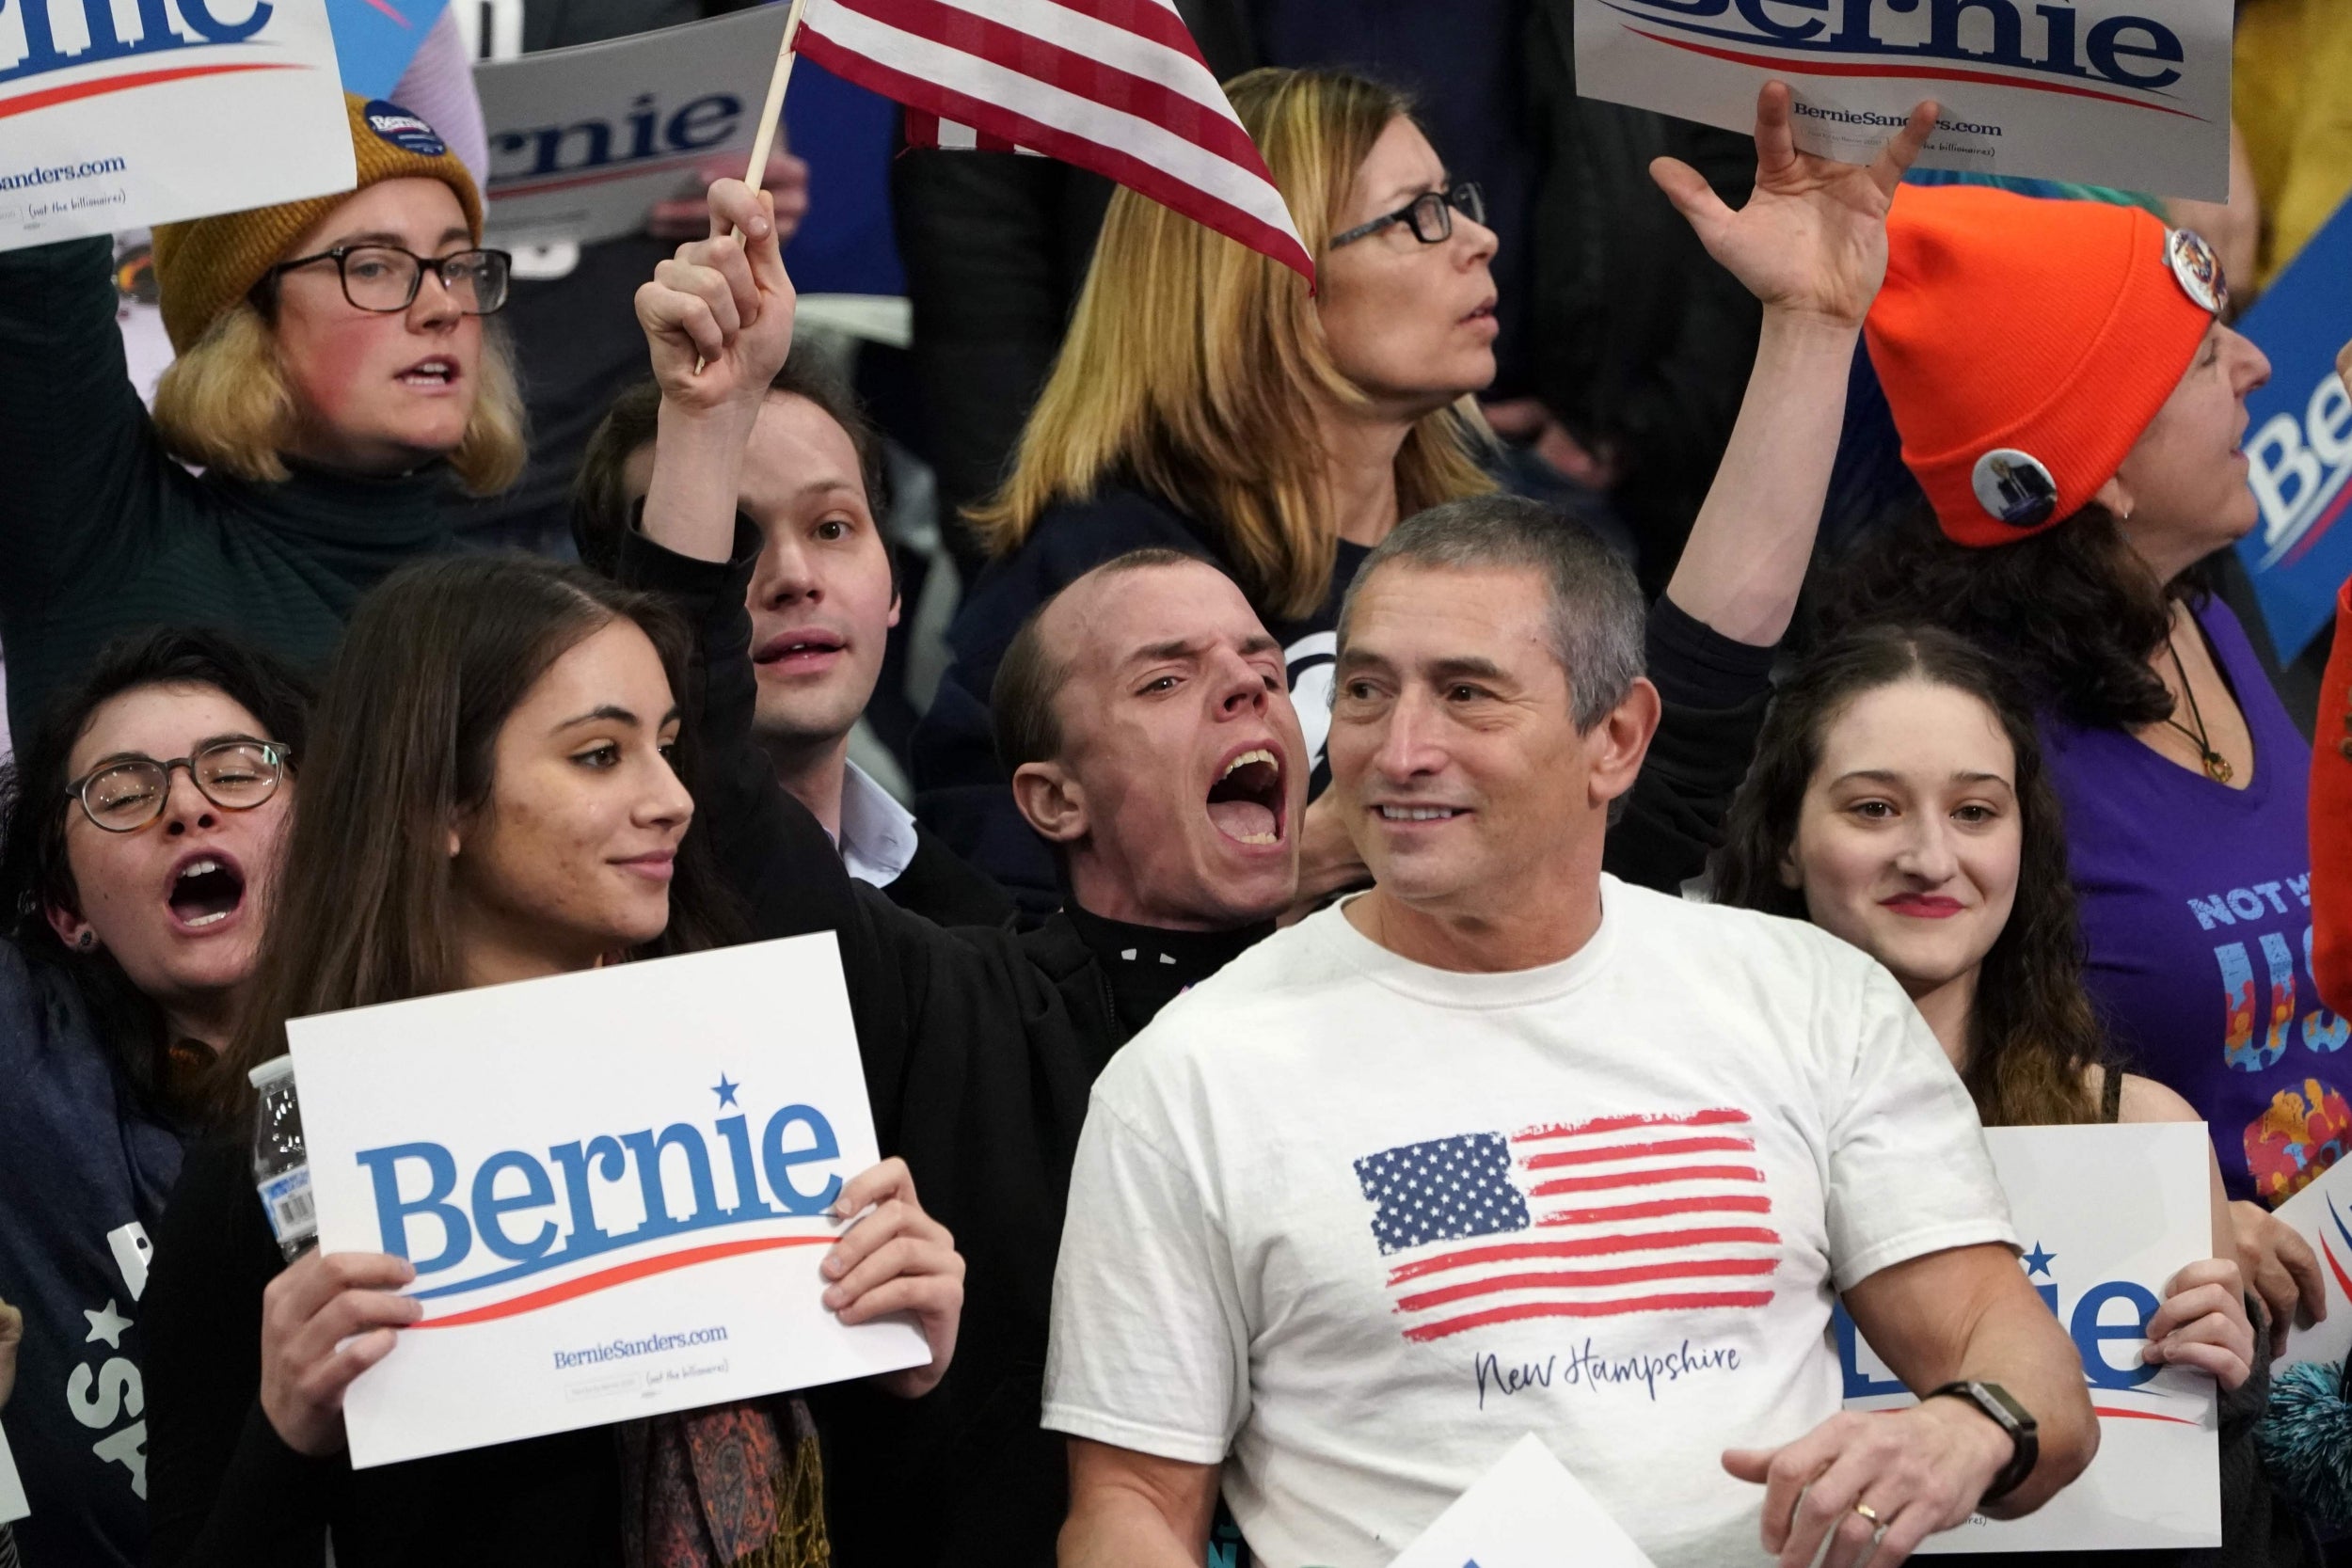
[[2042, 597, 2342, 1207]]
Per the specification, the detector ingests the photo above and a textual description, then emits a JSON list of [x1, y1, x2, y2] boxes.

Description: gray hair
[[1340, 495, 1645, 730]]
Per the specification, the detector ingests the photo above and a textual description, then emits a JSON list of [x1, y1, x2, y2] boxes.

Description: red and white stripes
[[797, 0, 1315, 284]]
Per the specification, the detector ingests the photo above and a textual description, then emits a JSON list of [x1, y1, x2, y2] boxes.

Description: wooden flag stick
[[743, 0, 810, 191], [697, 0, 807, 374]]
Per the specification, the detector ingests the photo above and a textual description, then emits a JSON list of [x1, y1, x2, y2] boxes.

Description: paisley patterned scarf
[[619, 1397, 829, 1568]]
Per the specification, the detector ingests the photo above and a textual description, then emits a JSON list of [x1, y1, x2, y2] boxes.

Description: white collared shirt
[[837, 759, 918, 889]]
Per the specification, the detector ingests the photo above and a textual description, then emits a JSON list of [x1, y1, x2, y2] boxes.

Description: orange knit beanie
[[151, 95, 483, 356], [1863, 184, 2224, 547]]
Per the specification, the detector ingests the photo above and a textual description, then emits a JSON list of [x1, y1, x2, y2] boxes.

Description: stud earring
[[75, 931, 95, 952]]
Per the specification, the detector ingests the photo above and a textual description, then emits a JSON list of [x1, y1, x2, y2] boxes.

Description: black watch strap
[[1925, 1380, 2039, 1504]]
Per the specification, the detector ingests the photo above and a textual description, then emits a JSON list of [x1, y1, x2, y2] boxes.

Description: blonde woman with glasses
[[0, 95, 524, 742]]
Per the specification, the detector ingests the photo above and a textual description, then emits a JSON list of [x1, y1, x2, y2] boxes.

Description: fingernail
[[822, 1286, 845, 1307], [822, 1254, 843, 1277]]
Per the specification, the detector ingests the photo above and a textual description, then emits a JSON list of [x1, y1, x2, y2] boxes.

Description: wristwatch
[[1925, 1380, 2039, 1503]]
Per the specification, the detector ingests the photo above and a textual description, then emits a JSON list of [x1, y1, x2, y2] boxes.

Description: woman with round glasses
[[0, 94, 524, 743], [0, 627, 307, 1567]]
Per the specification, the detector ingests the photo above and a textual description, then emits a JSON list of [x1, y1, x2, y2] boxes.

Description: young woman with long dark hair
[[0, 629, 309, 1568], [1715, 623, 2312, 1567], [139, 555, 962, 1567], [1829, 185, 2332, 1345]]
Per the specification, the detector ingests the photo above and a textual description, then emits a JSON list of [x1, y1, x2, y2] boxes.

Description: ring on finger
[[1853, 1501, 1884, 1532]]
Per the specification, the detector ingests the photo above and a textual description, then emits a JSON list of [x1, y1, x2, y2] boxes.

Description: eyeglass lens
[[341, 247, 510, 314], [82, 742, 285, 829], [1406, 185, 1486, 244]]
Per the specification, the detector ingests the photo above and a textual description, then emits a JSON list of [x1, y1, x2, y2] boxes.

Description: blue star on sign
[[2021, 1243, 2056, 1278], [712, 1073, 740, 1109]]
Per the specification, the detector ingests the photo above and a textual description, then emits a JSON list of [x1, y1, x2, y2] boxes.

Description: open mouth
[[1206, 747, 1285, 847], [1461, 298, 1497, 325], [755, 628, 847, 667], [167, 855, 246, 929], [398, 356, 458, 389]]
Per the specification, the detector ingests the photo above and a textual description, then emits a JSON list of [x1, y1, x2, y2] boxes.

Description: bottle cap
[[246, 1055, 295, 1089]]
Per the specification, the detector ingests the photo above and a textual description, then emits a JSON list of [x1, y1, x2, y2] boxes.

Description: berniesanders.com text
[[1789, 102, 2002, 137], [552, 1323, 729, 1370], [0, 155, 129, 192]]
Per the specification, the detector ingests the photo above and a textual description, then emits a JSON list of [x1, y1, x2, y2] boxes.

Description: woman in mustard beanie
[[1829, 184, 2333, 1354], [0, 95, 524, 742]]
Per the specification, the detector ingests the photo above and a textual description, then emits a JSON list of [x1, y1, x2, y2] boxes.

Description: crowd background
[[2, 0, 2352, 1566]]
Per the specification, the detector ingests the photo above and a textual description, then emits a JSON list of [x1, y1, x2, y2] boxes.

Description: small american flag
[[794, 0, 1315, 286], [1353, 1108, 1781, 1343]]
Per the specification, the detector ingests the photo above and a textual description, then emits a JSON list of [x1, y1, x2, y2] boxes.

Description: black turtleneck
[[1061, 902, 1273, 1037], [0, 236, 459, 738]]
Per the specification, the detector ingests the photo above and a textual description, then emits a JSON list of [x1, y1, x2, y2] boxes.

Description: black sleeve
[[1601, 597, 1776, 895], [144, 1139, 339, 1568]]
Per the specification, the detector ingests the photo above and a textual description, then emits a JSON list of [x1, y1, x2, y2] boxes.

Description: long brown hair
[[208, 554, 739, 1123], [967, 67, 1495, 621], [1711, 625, 2111, 1126]]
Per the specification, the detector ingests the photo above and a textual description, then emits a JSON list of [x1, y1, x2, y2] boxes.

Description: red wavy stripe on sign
[[2282, 480, 2352, 567], [1626, 28, 2205, 121], [1404, 1291, 1776, 1341], [2090, 1405, 2201, 1426], [410, 1234, 832, 1329], [0, 62, 302, 120], [2322, 1231, 2352, 1303]]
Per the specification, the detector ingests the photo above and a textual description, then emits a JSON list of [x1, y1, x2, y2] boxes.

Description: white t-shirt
[[1042, 878, 2015, 1568]]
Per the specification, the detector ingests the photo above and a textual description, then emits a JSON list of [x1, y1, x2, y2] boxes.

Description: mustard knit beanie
[[151, 95, 484, 355]]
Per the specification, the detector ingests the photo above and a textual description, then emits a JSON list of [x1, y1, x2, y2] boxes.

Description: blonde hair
[[968, 67, 1496, 621], [151, 301, 527, 497]]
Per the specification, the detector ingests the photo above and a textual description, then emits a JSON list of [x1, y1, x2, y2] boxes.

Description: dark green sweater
[[0, 237, 460, 740]]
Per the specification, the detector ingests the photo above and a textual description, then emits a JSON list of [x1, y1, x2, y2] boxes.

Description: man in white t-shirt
[[1044, 88, 2103, 1560], [1043, 493, 2099, 1568]]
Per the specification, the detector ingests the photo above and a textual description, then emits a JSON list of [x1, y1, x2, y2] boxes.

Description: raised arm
[[1654, 83, 1938, 647]]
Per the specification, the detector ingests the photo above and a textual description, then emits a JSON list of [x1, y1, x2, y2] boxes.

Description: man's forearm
[[1948, 1290, 2100, 1517], [642, 397, 758, 564], [1662, 309, 1859, 646]]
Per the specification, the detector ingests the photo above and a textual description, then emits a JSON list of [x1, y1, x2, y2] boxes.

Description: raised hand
[[1650, 81, 1938, 330], [2231, 1198, 2326, 1354], [821, 1157, 964, 1400], [633, 177, 796, 416]]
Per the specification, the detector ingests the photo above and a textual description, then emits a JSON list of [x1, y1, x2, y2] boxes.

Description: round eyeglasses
[[262, 245, 512, 315], [66, 740, 293, 832], [1329, 182, 1486, 249]]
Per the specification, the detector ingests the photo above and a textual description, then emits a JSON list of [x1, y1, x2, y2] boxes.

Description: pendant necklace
[[2161, 636, 2233, 784]]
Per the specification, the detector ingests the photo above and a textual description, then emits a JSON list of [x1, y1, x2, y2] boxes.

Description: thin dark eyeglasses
[[1329, 182, 1486, 249], [65, 740, 294, 832], [262, 245, 513, 315]]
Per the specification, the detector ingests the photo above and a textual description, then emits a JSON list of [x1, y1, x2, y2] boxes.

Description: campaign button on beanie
[[151, 94, 485, 356], [1863, 184, 2220, 548]]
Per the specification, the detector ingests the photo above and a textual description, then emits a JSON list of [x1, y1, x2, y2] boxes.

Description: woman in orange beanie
[[1832, 184, 2336, 1353], [0, 95, 524, 744]]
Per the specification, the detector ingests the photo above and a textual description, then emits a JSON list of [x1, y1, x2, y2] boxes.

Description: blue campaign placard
[[329, 0, 453, 100], [2233, 197, 2352, 659]]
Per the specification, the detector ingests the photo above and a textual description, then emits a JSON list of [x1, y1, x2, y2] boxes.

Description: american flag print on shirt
[[1352, 1108, 1782, 1343]]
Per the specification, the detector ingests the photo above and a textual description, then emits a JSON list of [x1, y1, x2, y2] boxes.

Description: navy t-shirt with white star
[[0, 939, 184, 1567]]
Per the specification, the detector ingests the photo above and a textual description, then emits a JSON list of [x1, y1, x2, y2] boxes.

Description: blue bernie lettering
[[619, 1124, 723, 1234], [2071, 1281, 2161, 1389], [355, 1143, 473, 1273], [763, 1105, 843, 1215], [471, 1149, 558, 1262]]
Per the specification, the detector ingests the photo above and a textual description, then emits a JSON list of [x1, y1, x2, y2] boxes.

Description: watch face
[[1971, 1381, 2037, 1433]]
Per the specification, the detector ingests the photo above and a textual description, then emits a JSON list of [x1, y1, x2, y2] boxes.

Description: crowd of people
[[1, 18, 2350, 1568]]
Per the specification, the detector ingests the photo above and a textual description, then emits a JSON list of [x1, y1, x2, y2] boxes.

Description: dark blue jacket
[[0, 940, 183, 1568]]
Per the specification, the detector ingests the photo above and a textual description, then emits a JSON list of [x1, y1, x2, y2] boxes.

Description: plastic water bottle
[[249, 1056, 317, 1261]]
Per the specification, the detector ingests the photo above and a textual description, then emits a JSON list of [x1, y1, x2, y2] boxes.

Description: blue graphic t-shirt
[[2042, 597, 2338, 1207]]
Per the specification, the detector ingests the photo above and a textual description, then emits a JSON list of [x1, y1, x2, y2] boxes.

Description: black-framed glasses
[[263, 245, 512, 315], [1330, 182, 1486, 249], [66, 740, 293, 832]]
